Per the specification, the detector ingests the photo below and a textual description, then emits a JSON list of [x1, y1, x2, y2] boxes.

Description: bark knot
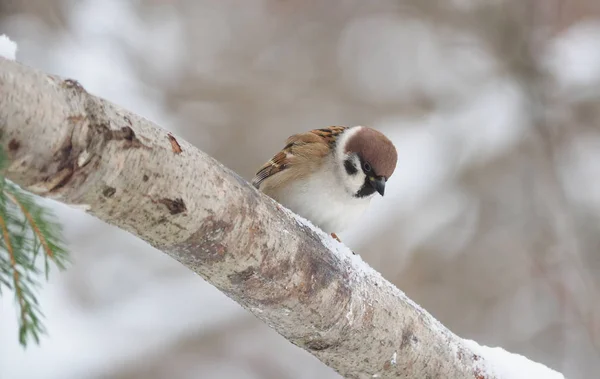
[[62, 78, 86, 93], [8, 139, 20, 152], [106, 126, 148, 149], [102, 186, 116, 198], [400, 326, 417, 349], [305, 338, 333, 351], [159, 197, 187, 215], [228, 267, 256, 285]]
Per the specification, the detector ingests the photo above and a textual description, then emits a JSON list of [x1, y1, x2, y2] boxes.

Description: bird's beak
[[370, 176, 386, 196]]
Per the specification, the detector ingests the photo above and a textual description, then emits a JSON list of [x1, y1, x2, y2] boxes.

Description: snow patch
[[0, 34, 17, 60], [64, 203, 92, 212], [463, 339, 565, 379]]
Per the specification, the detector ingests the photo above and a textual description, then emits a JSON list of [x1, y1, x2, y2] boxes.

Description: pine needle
[[0, 146, 69, 346]]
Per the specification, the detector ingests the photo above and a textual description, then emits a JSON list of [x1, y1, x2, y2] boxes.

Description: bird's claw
[[330, 232, 357, 255]]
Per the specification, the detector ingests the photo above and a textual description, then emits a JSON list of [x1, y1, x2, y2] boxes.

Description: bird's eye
[[363, 162, 372, 172]]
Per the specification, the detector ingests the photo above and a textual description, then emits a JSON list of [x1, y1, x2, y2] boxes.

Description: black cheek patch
[[355, 177, 376, 198], [344, 159, 358, 175]]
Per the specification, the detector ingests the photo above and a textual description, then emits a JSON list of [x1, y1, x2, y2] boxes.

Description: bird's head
[[335, 126, 398, 198]]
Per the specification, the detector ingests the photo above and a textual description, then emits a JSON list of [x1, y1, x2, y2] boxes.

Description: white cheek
[[349, 172, 366, 192], [340, 155, 366, 194]]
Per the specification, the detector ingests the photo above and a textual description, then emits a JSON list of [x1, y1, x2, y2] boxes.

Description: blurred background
[[1, 0, 600, 378]]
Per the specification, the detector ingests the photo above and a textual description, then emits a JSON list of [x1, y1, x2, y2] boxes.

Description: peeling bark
[[0, 57, 530, 378]]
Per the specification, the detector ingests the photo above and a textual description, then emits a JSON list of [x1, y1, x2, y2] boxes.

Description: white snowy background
[[1, 0, 600, 378]]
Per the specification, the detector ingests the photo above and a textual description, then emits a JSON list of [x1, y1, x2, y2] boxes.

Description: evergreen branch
[[0, 146, 69, 347], [4, 191, 54, 258], [3, 184, 68, 270], [0, 211, 28, 331]]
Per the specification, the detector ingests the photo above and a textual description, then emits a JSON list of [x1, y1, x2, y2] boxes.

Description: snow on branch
[[0, 56, 565, 379], [0, 35, 18, 60]]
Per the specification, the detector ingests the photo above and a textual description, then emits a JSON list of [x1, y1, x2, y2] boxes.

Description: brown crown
[[344, 127, 398, 179]]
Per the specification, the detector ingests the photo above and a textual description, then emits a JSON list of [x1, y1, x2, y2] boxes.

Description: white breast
[[270, 159, 373, 233]]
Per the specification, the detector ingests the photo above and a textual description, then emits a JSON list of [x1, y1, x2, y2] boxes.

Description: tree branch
[[0, 57, 563, 379]]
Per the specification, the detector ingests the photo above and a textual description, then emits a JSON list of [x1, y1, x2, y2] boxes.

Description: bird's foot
[[330, 232, 357, 255]]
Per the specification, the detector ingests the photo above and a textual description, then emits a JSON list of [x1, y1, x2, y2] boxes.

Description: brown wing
[[251, 126, 348, 189], [304, 126, 347, 145], [251, 150, 289, 188]]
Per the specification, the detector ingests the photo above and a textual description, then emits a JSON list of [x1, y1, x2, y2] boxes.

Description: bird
[[251, 125, 397, 243]]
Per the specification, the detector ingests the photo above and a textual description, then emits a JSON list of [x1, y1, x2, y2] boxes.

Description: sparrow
[[251, 126, 397, 242]]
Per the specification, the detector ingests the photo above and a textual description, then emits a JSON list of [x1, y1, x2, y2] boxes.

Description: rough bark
[[0, 56, 533, 379]]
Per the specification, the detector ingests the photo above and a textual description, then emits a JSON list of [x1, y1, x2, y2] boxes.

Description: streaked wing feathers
[[251, 150, 289, 188], [251, 126, 348, 189], [307, 126, 347, 145]]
